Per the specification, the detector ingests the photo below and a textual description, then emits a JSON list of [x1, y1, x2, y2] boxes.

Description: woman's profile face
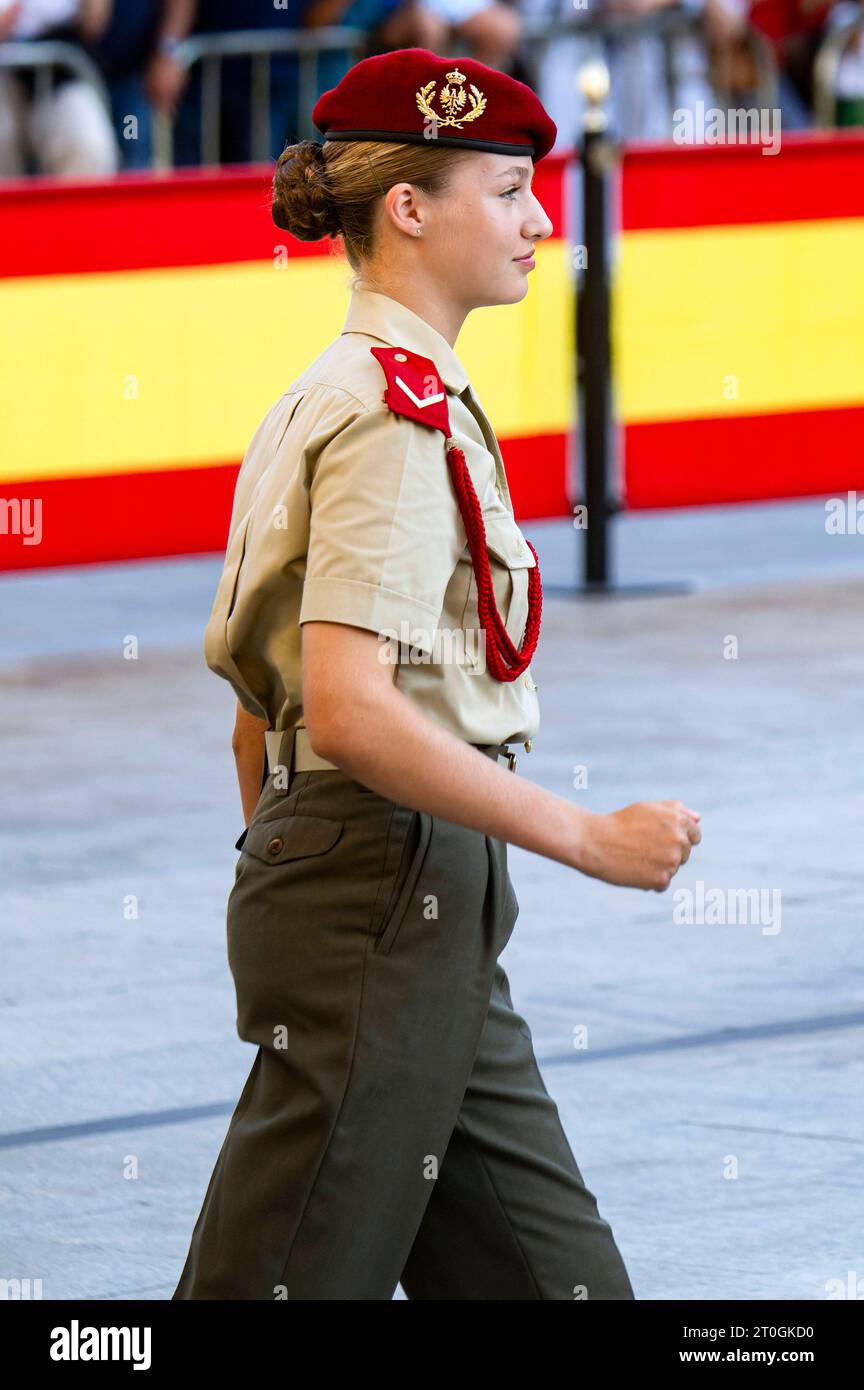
[[425, 151, 555, 309]]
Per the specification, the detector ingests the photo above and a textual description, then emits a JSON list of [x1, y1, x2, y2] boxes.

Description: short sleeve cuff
[[299, 577, 441, 656]]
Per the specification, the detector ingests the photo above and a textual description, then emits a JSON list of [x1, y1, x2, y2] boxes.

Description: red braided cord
[[445, 442, 543, 682]]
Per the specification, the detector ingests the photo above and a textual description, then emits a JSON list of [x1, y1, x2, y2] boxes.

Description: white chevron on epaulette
[[394, 376, 445, 409]]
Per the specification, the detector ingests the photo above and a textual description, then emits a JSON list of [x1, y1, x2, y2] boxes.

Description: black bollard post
[[567, 62, 692, 601], [579, 62, 613, 590]]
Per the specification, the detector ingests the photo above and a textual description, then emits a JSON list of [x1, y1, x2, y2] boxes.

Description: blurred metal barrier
[[519, 4, 779, 123], [148, 7, 780, 170], [0, 9, 786, 173], [0, 39, 111, 109], [813, 14, 864, 128], [150, 27, 368, 168]]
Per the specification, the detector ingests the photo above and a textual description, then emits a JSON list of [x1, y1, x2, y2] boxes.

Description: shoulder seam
[[279, 381, 374, 414]]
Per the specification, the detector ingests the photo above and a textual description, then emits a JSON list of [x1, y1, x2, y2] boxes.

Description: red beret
[[312, 46, 557, 163]]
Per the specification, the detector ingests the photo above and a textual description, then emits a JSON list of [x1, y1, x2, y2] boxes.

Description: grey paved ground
[[1, 495, 863, 1301]]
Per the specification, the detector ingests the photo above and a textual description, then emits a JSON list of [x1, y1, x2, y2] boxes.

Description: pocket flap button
[[266, 836, 284, 856]]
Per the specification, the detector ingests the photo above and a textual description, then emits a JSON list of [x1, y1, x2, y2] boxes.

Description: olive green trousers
[[172, 728, 634, 1300]]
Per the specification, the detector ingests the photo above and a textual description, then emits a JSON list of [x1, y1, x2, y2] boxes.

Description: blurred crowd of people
[[0, 0, 862, 177]]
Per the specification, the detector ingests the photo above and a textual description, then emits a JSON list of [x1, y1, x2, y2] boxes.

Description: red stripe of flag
[[0, 464, 238, 570], [622, 132, 864, 231], [0, 156, 567, 279], [624, 404, 864, 508], [0, 428, 570, 571]]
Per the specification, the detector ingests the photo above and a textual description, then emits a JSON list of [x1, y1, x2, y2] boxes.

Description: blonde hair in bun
[[272, 139, 341, 241]]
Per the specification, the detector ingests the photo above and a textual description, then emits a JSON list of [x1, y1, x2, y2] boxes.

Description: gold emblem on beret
[[416, 67, 487, 129]]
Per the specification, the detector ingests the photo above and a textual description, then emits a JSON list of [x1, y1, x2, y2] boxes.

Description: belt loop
[[471, 741, 517, 772], [500, 743, 517, 772], [268, 726, 298, 797]]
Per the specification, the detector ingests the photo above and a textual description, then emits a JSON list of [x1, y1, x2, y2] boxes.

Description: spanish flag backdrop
[[0, 156, 573, 572], [617, 132, 864, 508], [2, 134, 863, 572]]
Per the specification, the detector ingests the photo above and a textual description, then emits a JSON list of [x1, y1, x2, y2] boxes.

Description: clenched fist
[[581, 800, 702, 891]]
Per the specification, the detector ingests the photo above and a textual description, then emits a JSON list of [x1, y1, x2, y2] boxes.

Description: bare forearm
[[158, 0, 197, 40], [313, 686, 596, 872], [233, 734, 266, 825]]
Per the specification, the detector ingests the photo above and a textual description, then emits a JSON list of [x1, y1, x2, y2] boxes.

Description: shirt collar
[[340, 285, 470, 395]]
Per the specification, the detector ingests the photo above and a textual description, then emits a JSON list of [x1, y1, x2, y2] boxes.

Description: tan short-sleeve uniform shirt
[[204, 286, 541, 748]]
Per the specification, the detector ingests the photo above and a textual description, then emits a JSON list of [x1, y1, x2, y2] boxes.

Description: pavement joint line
[[527, 1008, 864, 1068], [1, 1010, 862, 1151], [677, 1120, 864, 1145]]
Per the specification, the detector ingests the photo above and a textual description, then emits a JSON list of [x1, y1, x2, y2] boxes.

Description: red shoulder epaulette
[[370, 345, 451, 438]]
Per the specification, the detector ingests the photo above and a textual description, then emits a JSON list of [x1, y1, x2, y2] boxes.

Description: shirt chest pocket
[[460, 511, 537, 651]]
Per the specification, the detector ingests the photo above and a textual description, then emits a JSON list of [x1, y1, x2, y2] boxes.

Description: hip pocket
[[238, 812, 344, 863], [373, 810, 434, 957]]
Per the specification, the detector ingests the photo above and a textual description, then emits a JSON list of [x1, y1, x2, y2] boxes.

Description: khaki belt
[[264, 726, 335, 774], [264, 727, 522, 775]]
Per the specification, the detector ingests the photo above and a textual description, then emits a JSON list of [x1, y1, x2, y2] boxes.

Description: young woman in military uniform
[[172, 46, 702, 1301]]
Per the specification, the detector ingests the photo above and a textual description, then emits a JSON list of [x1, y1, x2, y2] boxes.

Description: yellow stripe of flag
[[0, 241, 572, 484], [615, 218, 864, 423]]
